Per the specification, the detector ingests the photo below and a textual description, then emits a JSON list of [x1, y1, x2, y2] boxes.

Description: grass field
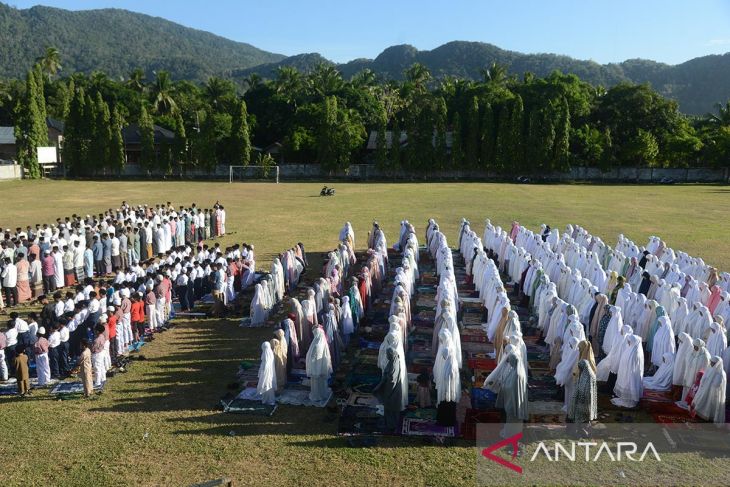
[[1, 180, 729, 487]]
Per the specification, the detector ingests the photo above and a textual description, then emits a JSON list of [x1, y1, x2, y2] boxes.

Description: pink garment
[[707, 285, 722, 315]]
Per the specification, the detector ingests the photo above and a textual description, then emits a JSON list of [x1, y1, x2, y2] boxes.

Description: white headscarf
[[596, 324, 633, 382], [691, 356, 726, 423], [602, 305, 624, 355], [612, 334, 644, 407], [436, 335, 461, 404], [555, 337, 581, 386], [650, 316, 675, 367], [643, 352, 675, 391], [306, 327, 332, 377], [672, 332, 694, 386], [706, 322, 727, 358], [682, 338, 710, 388], [340, 296, 354, 336], [257, 341, 276, 395]]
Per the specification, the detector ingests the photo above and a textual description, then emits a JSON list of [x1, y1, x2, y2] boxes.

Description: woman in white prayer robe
[[483, 344, 517, 393], [705, 321, 727, 358], [650, 316, 675, 368], [250, 283, 267, 326], [555, 337, 581, 412], [643, 352, 675, 391], [611, 334, 644, 408], [672, 332, 693, 396], [435, 329, 461, 426], [601, 305, 624, 356], [306, 327, 332, 402], [690, 356, 726, 424], [339, 296, 355, 343], [377, 318, 408, 410], [257, 341, 277, 405], [681, 338, 711, 403], [597, 324, 633, 382]]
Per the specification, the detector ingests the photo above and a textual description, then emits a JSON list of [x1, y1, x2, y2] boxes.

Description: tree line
[[2, 47, 729, 178]]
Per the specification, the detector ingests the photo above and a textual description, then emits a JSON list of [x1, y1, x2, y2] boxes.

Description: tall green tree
[[14, 68, 46, 178], [90, 92, 111, 170], [63, 86, 89, 175], [390, 116, 402, 169], [374, 107, 388, 169], [108, 105, 126, 172], [172, 110, 188, 169], [451, 112, 464, 167], [230, 100, 252, 166], [479, 102, 495, 169], [151, 71, 177, 114], [465, 96, 480, 167], [139, 104, 156, 171], [508, 95, 524, 171]]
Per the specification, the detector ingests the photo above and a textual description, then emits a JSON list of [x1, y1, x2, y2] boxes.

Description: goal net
[[229, 165, 280, 183]]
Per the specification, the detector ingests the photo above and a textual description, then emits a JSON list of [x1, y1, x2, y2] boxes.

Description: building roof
[[0, 126, 15, 145], [46, 117, 65, 133], [122, 124, 175, 145], [0, 118, 64, 145]]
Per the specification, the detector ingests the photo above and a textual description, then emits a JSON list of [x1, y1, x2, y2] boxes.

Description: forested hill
[[240, 42, 730, 115], [0, 3, 285, 81]]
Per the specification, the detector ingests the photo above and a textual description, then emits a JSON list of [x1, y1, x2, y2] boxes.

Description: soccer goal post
[[229, 165, 279, 183]]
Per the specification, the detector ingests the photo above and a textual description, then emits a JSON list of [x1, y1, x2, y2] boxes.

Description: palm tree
[[351, 69, 377, 89], [707, 101, 730, 126], [204, 76, 236, 110], [126, 68, 146, 93], [308, 64, 343, 98], [151, 71, 177, 114], [480, 62, 512, 86], [37, 46, 62, 82], [403, 63, 431, 91], [274, 66, 303, 105], [243, 73, 263, 92]]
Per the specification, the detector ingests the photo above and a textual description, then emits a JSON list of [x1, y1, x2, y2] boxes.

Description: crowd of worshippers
[[0, 201, 259, 397], [255, 222, 361, 405], [458, 217, 727, 433], [248, 243, 308, 327]]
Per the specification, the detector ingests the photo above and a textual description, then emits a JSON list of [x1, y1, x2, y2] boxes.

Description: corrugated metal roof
[[0, 126, 16, 145]]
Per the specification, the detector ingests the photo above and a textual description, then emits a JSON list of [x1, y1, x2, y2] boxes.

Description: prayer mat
[[358, 338, 382, 350], [470, 387, 496, 409], [49, 381, 104, 395], [641, 389, 674, 403], [652, 413, 697, 425], [347, 393, 380, 407], [278, 388, 332, 407], [528, 413, 566, 424], [468, 358, 497, 370], [401, 418, 456, 438], [403, 408, 437, 420], [460, 297, 483, 304], [0, 381, 23, 395], [223, 398, 277, 416], [127, 341, 146, 353], [338, 405, 388, 436], [461, 341, 490, 353], [528, 401, 564, 415]]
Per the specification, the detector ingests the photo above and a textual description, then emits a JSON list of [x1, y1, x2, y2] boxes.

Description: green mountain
[[0, 3, 284, 81], [240, 41, 730, 115], [0, 3, 727, 114]]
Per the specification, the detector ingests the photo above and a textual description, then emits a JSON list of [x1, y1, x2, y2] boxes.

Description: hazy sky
[[9, 0, 730, 64]]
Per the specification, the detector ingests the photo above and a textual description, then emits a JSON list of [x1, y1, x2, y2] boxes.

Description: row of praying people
[[248, 243, 306, 326], [0, 201, 228, 311], [375, 222, 418, 431], [425, 219, 462, 427]]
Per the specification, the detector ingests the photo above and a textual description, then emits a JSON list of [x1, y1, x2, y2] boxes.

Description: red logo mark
[[481, 433, 523, 474]]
